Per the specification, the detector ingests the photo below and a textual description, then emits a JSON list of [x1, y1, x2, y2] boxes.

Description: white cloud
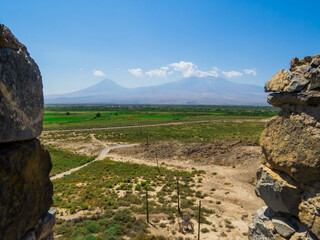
[[222, 70, 243, 78], [244, 68, 257, 76], [170, 61, 218, 78], [145, 67, 169, 78], [128, 68, 144, 78], [93, 70, 106, 77]]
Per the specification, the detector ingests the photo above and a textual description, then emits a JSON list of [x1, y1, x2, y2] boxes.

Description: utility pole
[[198, 200, 201, 240], [177, 177, 181, 215], [147, 130, 149, 147]]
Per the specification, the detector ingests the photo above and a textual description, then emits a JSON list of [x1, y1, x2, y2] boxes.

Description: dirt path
[[43, 118, 269, 133], [50, 142, 138, 180]]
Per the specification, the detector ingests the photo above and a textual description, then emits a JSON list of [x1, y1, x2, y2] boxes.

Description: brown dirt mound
[[111, 140, 260, 166]]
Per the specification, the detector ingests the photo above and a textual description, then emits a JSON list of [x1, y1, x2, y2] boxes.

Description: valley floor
[[42, 127, 264, 240]]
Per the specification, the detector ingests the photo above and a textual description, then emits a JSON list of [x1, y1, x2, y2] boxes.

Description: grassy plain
[[47, 146, 95, 177], [44, 105, 275, 239], [53, 159, 209, 239], [44, 105, 278, 130]]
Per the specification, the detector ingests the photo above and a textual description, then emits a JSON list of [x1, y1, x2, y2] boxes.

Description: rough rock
[[255, 166, 301, 216], [0, 24, 43, 142], [265, 54, 320, 95], [298, 191, 320, 239], [248, 206, 276, 240], [265, 69, 309, 93], [272, 217, 297, 238], [0, 24, 27, 51], [267, 92, 320, 107], [0, 139, 53, 240], [290, 231, 318, 240], [260, 105, 320, 184], [35, 208, 56, 240]]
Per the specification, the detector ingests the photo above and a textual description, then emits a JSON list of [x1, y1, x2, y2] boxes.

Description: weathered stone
[[0, 139, 53, 240], [0, 24, 43, 142], [251, 53, 320, 239], [272, 217, 297, 238], [267, 92, 320, 107], [260, 107, 320, 183], [291, 231, 318, 240], [298, 190, 320, 239], [265, 69, 309, 93], [255, 166, 301, 216], [248, 206, 276, 240], [22, 231, 36, 240], [308, 67, 320, 90], [0, 25, 27, 52], [36, 208, 56, 240]]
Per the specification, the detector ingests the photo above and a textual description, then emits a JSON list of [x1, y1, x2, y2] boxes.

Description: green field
[[42, 121, 266, 145], [44, 105, 278, 130], [53, 159, 209, 240], [47, 146, 95, 177]]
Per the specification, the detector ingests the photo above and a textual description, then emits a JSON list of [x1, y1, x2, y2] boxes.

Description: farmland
[[43, 105, 277, 130], [42, 105, 276, 239]]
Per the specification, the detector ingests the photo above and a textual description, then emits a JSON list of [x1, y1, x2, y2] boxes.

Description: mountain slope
[[45, 77, 267, 105]]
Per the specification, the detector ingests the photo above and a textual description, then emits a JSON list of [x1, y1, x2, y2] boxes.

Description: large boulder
[[0, 139, 53, 240], [255, 166, 302, 216], [0, 24, 43, 143], [265, 54, 320, 94], [260, 104, 320, 184]]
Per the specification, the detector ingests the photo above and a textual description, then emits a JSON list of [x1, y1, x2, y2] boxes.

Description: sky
[[1, 0, 320, 95]]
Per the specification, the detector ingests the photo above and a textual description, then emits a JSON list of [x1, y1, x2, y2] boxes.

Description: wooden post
[[177, 177, 181, 215], [146, 185, 149, 223], [147, 130, 149, 147], [198, 200, 201, 240], [156, 152, 160, 174]]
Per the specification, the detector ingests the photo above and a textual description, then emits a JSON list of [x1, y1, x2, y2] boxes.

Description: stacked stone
[[0, 25, 55, 240], [249, 54, 320, 240]]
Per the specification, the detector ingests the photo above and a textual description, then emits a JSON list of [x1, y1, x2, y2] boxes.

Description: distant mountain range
[[45, 77, 268, 105]]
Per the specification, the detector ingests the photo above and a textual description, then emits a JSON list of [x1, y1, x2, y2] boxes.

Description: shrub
[[86, 221, 101, 233], [201, 228, 210, 233], [159, 223, 166, 228]]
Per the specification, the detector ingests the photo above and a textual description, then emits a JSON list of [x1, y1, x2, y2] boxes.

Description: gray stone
[[309, 67, 320, 90], [0, 24, 43, 142], [248, 206, 276, 240], [22, 231, 36, 240], [267, 92, 320, 107], [272, 217, 297, 238], [36, 208, 56, 240], [0, 139, 53, 240], [311, 59, 320, 68], [255, 166, 301, 216], [265, 69, 309, 93]]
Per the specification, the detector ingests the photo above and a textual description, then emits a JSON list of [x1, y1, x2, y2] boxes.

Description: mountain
[[45, 77, 268, 105]]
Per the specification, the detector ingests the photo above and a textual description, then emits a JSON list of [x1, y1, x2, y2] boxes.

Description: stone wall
[[0, 24, 55, 240], [249, 54, 320, 239]]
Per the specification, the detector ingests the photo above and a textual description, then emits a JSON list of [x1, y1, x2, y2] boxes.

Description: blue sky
[[2, 0, 320, 95]]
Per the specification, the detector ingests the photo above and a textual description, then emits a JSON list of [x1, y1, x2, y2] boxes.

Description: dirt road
[[50, 143, 138, 180]]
